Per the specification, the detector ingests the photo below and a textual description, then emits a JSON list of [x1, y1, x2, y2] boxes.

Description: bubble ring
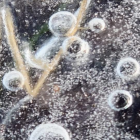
[[29, 123, 70, 140], [88, 18, 106, 33], [116, 57, 140, 80], [61, 36, 90, 60], [49, 11, 77, 36], [108, 90, 133, 111], [2, 71, 25, 91]]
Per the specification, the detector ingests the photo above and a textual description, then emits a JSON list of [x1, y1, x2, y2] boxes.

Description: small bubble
[[88, 18, 106, 33], [2, 71, 25, 91]]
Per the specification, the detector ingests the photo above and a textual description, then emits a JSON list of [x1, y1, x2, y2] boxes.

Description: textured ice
[[1, 0, 140, 140]]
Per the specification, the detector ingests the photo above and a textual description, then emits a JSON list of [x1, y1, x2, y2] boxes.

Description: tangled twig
[[2, 0, 90, 97]]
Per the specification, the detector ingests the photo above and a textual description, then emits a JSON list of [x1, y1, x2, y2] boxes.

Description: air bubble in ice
[[108, 90, 133, 111], [116, 57, 140, 80], [61, 36, 90, 61], [88, 18, 106, 33], [29, 123, 70, 140], [2, 71, 25, 91], [49, 11, 77, 36]]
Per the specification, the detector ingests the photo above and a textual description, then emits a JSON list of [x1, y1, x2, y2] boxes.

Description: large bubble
[[49, 11, 77, 36], [29, 123, 70, 140]]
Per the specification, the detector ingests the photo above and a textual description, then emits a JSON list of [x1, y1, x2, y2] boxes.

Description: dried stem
[[66, 0, 88, 36], [32, 0, 89, 97], [2, 7, 32, 95], [32, 49, 63, 97]]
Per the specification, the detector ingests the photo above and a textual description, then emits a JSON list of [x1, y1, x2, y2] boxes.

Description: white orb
[[61, 36, 90, 61], [49, 11, 77, 36], [29, 123, 70, 140], [116, 57, 140, 80], [108, 90, 133, 111], [2, 71, 25, 91], [88, 18, 106, 33]]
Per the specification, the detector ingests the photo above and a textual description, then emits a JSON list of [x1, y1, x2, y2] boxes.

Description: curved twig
[[2, 6, 32, 95]]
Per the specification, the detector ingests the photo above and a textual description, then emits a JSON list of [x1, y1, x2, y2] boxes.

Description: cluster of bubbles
[[3, 2, 140, 138], [2, 10, 107, 91], [7, 0, 140, 139], [108, 57, 140, 111], [1, 8, 108, 140], [33, 11, 106, 67], [36, 11, 84, 64]]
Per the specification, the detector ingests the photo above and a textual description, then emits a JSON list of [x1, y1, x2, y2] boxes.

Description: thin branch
[[2, 6, 32, 95], [66, 0, 88, 36], [32, 0, 89, 97], [32, 49, 63, 97]]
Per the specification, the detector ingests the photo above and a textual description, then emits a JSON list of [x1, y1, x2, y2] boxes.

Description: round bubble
[[29, 123, 70, 140], [61, 36, 90, 61], [108, 90, 133, 111], [49, 11, 77, 36], [2, 71, 25, 91], [88, 18, 106, 33], [116, 57, 140, 80]]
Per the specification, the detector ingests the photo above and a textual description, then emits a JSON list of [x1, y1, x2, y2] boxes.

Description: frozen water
[[1, 0, 140, 140]]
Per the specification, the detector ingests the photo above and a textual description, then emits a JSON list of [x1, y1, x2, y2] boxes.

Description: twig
[[66, 0, 88, 36], [32, 0, 89, 97], [32, 49, 63, 97], [2, 6, 32, 95]]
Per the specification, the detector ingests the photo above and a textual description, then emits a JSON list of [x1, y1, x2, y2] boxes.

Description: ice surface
[[1, 0, 140, 140]]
